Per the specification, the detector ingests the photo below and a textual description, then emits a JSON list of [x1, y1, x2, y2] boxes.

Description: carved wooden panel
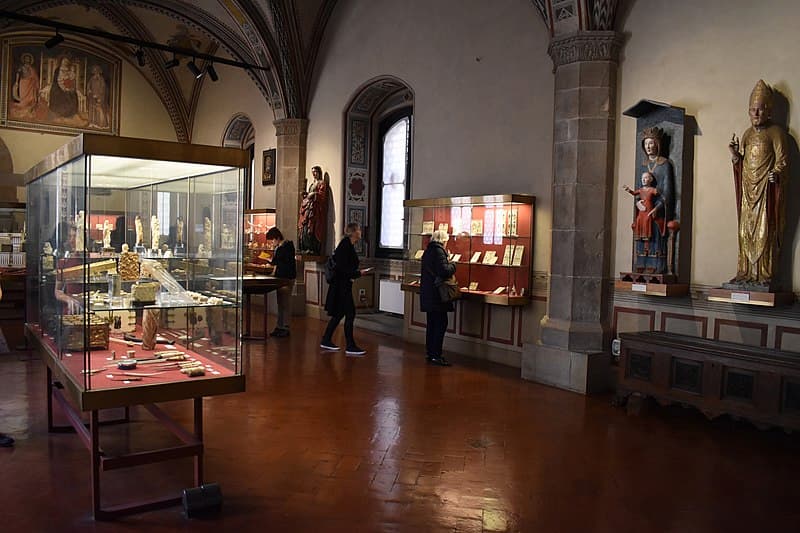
[[661, 312, 708, 338], [487, 306, 514, 345], [776, 326, 800, 353], [305, 270, 320, 305], [458, 299, 484, 339], [714, 319, 768, 348], [612, 306, 655, 336]]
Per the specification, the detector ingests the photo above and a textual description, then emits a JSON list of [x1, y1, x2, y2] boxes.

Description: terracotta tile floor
[[1, 316, 799, 532]]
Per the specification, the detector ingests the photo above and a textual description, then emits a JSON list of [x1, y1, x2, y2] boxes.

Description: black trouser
[[322, 305, 356, 348], [425, 310, 448, 357]]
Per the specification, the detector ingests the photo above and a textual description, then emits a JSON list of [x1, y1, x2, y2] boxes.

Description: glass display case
[[402, 194, 535, 306], [0, 201, 26, 268], [243, 208, 276, 274], [25, 134, 248, 409]]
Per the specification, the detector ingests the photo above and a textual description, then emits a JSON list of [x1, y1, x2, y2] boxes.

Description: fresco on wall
[[1, 39, 120, 135]]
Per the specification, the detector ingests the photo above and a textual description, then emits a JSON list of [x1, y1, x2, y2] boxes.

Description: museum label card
[[452, 254, 462, 262], [511, 245, 524, 266], [631, 283, 647, 292], [731, 292, 750, 302], [509, 209, 518, 236], [470, 251, 482, 263], [492, 286, 506, 294], [413, 249, 424, 259], [482, 250, 497, 264], [502, 245, 513, 266], [469, 281, 479, 291], [470, 219, 483, 235]]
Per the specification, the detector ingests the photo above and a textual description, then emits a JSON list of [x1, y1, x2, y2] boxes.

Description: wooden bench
[[617, 331, 800, 432]]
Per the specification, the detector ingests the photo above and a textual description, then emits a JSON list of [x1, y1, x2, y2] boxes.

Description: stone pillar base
[[521, 343, 611, 394]]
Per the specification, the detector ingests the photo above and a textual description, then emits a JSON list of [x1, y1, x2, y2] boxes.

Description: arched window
[[376, 108, 411, 257]]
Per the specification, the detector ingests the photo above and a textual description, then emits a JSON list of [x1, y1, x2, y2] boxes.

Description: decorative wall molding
[[547, 30, 624, 67], [273, 118, 308, 137]]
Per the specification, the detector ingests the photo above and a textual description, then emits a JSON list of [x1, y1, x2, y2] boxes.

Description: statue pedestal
[[615, 280, 688, 297], [708, 288, 794, 307]]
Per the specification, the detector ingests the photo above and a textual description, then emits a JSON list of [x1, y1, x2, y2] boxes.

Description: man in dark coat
[[266, 227, 296, 337], [420, 230, 456, 366], [321, 222, 370, 355]]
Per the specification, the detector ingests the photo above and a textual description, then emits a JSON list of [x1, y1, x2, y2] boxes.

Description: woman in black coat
[[321, 222, 370, 355], [420, 230, 456, 366]]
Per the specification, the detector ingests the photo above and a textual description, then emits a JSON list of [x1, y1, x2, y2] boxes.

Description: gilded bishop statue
[[727, 80, 789, 290]]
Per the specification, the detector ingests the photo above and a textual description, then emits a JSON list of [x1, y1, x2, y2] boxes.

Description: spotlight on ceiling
[[206, 63, 218, 82], [135, 48, 146, 67], [187, 59, 203, 79], [44, 31, 64, 49], [164, 54, 179, 70]]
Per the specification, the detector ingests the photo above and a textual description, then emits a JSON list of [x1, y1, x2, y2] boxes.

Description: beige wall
[[191, 59, 277, 209], [615, 0, 800, 290], [307, 0, 554, 272]]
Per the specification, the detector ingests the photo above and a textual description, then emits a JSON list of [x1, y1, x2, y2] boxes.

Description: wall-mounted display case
[[243, 208, 276, 274], [402, 194, 535, 306], [24, 134, 249, 518]]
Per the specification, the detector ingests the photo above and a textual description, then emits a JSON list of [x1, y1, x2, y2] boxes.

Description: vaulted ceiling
[[0, 0, 339, 141], [0, 1, 622, 142]]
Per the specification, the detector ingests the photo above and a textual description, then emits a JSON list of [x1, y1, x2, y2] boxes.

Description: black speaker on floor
[[182, 482, 223, 518]]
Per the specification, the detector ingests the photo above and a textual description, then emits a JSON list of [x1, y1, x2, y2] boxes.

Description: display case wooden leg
[[90, 410, 101, 519], [46, 367, 54, 432], [194, 397, 204, 486], [244, 293, 252, 337]]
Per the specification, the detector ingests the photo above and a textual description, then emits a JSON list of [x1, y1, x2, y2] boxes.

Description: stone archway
[[222, 113, 255, 207], [0, 138, 13, 174]]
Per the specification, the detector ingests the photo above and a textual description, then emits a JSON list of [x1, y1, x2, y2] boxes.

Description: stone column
[[273, 118, 309, 244], [274, 118, 308, 315], [521, 31, 624, 394]]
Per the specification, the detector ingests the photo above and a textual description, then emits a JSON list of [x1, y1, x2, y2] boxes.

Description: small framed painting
[[262, 148, 276, 186]]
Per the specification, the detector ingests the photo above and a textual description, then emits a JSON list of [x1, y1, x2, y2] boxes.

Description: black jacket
[[270, 240, 296, 279], [420, 240, 456, 313], [324, 237, 361, 316]]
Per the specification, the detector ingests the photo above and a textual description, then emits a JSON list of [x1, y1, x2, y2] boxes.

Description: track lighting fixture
[[135, 48, 145, 67], [187, 59, 203, 78], [206, 63, 218, 82], [1, 10, 271, 74], [164, 53, 179, 69], [44, 31, 64, 48]]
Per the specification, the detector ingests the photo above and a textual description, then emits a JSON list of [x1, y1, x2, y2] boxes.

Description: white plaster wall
[[307, 0, 554, 272], [0, 61, 175, 175], [615, 0, 800, 290], [191, 60, 277, 209]]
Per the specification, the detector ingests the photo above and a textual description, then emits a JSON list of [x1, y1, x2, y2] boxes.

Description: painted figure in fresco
[[298, 165, 329, 255], [48, 55, 79, 120], [10, 53, 40, 119], [87, 64, 108, 129], [728, 79, 789, 289], [630, 127, 675, 273], [624, 171, 666, 265]]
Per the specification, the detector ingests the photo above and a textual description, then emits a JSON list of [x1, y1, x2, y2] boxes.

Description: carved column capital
[[273, 118, 309, 137], [547, 30, 624, 68]]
